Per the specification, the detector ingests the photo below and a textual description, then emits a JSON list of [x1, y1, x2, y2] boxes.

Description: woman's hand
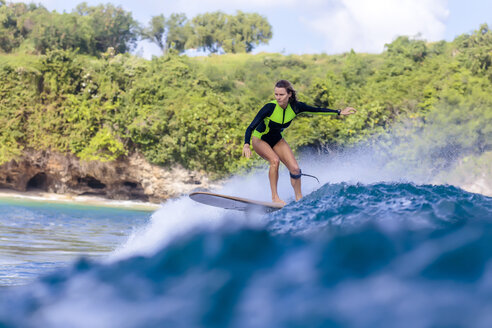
[[242, 144, 251, 158], [340, 107, 357, 115]]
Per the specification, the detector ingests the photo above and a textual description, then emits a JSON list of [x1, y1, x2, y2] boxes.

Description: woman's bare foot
[[272, 197, 287, 206]]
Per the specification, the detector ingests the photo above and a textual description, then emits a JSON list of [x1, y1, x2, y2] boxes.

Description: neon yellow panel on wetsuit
[[252, 100, 296, 140]]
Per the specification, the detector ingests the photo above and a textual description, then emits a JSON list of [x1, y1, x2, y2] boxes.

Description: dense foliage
[[0, 2, 491, 182], [141, 11, 272, 54], [0, 2, 271, 56], [0, 2, 139, 55]]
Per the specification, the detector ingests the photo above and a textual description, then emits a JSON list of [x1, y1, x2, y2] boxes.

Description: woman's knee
[[269, 156, 280, 168], [289, 167, 301, 179], [290, 165, 301, 175]]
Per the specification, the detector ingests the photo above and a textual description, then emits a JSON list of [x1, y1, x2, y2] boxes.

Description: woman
[[242, 80, 357, 205]]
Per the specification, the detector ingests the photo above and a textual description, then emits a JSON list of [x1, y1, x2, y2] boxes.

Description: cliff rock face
[[0, 150, 214, 203]]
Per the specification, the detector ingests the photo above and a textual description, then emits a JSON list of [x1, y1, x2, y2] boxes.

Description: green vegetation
[[0, 2, 271, 55], [0, 1, 491, 182], [141, 11, 272, 54]]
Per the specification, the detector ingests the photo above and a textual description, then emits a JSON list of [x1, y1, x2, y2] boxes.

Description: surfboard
[[189, 191, 284, 212]]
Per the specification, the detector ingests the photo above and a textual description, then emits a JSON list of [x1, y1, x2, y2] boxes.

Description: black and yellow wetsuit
[[244, 100, 340, 148]]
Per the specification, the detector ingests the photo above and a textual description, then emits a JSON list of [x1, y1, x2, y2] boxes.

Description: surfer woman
[[242, 80, 357, 205]]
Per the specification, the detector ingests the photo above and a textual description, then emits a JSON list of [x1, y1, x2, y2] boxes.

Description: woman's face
[[274, 87, 291, 108]]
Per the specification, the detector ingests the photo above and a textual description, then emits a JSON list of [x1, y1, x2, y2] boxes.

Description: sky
[[9, 0, 492, 58]]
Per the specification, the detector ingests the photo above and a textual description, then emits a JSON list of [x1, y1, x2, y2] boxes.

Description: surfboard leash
[[301, 173, 320, 184]]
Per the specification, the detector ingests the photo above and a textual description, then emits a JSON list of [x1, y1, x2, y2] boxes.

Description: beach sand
[[0, 188, 161, 212]]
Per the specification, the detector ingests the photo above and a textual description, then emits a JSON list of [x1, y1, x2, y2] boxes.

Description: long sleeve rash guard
[[244, 101, 340, 145]]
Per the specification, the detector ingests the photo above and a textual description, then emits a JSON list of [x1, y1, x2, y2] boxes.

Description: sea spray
[[110, 173, 278, 261]]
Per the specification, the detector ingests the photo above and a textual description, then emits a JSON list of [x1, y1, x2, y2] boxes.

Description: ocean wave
[[1, 182, 492, 328]]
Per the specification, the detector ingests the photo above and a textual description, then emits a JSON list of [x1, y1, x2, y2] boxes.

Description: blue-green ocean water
[[0, 181, 491, 327], [0, 199, 150, 286]]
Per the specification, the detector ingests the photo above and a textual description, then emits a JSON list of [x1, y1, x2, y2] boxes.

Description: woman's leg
[[273, 139, 302, 201], [252, 137, 285, 204]]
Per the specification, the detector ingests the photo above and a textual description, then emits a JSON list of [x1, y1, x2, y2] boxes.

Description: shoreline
[[0, 189, 161, 212]]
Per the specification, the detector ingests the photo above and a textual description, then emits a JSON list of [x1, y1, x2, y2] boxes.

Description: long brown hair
[[275, 80, 297, 104]]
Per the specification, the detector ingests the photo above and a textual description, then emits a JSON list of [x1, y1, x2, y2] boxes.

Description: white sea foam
[[109, 169, 285, 261]]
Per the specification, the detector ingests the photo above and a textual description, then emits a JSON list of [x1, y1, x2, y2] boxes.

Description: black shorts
[[261, 132, 283, 148]]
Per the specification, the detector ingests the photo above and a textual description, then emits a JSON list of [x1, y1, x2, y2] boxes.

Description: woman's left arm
[[295, 102, 357, 116]]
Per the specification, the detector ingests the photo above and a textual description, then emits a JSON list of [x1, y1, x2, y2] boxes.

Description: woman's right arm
[[243, 103, 275, 158]]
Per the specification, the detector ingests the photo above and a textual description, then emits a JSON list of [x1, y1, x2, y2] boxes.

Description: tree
[[455, 24, 492, 74], [30, 11, 92, 54], [4, 2, 139, 55], [188, 11, 227, 53], [222, 11, 272, 53], [385, 35, 428, 63], [165, 13, 189, 53], [380, 36, 428, 77], [0, 2, 20, 52], [0, 2, 36, 52], [188, 11, 272, 54], [142, 13, 190, 54], [75, 2, 139, 54], [142, 14, 165, 51]]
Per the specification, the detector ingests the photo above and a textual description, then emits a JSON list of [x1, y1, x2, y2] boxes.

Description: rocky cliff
[[0, 150, 215, 203]]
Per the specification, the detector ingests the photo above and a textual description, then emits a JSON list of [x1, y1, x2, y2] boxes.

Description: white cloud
[[303, 0, 449, 53]]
